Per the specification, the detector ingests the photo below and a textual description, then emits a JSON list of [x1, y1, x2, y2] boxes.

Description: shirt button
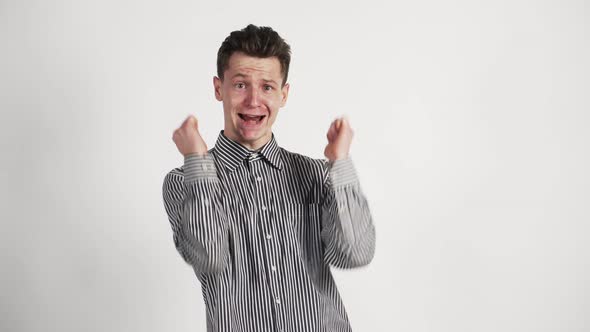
[[256, 176, 262, 181], [201, 164, 207, 171], [261, 206, 267, 211], [275, 297, 281, 305], [271, 265, 277, 272], [203, 199, 209, 206], [266, 234, 272, 240]]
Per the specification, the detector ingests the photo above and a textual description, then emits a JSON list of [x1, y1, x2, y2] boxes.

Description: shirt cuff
[[328, 157, 359, 187], [183, 154, 217, 183]]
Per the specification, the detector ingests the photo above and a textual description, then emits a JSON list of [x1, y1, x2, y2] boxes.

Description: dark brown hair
[[217, 24, 291, 86]]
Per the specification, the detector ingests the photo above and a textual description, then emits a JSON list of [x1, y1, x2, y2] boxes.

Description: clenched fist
[[324, 117, 354, 161], [172, 115, 208, 156]]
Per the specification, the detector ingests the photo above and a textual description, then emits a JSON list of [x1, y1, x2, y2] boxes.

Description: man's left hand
[[324, 117, 354, 162]]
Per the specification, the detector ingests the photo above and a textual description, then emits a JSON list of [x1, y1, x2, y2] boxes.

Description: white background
[[1, 0, 588, 331]]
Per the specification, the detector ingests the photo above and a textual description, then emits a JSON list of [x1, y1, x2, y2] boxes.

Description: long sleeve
[[320, 157, 376, 269], [162, 154, 229, 275]]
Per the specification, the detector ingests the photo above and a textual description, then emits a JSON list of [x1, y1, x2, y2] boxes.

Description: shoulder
[[281, 147, 325, 167], [280, 147, 328, 181]]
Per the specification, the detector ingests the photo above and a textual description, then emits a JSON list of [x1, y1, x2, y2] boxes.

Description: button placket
[[251, 162, 284, 329]]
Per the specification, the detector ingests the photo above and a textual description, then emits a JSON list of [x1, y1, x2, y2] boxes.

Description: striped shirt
[[162, 131, 375, 332]]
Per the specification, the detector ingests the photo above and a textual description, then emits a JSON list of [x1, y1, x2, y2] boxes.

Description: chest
[[217, 162, 323, 252]]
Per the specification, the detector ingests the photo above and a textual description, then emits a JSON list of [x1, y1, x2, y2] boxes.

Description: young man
[[162, 24, 375, 332]]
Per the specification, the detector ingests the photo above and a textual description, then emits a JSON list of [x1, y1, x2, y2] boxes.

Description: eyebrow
[[262, 79, 279, 86]]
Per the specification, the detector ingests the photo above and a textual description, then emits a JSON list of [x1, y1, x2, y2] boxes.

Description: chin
[[240, 131, 263, 142], [241, 129, 269, 142]]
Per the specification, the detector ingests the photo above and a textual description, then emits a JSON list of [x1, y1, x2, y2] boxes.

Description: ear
[[280, 82, 290, 107], [213, 76, 223, 101]]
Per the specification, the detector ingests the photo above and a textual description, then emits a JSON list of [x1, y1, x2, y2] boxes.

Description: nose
[[246, 87, 261, 107]]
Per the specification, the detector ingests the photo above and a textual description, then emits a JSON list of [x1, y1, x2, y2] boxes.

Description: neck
[[223, 131, 272, 151]]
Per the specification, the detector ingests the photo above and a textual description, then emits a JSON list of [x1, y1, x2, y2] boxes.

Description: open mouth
[[238, 113, 266, 125]]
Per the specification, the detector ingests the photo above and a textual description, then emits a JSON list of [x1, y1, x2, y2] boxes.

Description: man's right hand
[[172, 115, 208, 156]]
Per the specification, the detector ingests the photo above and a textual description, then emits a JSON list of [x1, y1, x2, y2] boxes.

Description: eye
[[263, 85, 274, 91], [235, 82, 246, 89]]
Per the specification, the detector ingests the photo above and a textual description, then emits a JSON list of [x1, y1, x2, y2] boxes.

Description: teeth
[[240, 114, 264, 122]]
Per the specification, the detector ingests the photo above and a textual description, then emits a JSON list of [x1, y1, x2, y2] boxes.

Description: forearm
[[321, 158, 376, 268], [163, 154, 229, 274]]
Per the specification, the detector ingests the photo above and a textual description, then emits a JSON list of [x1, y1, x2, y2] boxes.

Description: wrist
[[184, 150, 208, 158], [328, 153, 349, 162]]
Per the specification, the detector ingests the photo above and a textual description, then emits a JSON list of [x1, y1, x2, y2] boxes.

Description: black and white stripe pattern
[[162, 131, 375, 332]]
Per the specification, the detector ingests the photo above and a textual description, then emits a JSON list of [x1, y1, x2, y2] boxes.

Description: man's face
[[214, 52, 289, 150]]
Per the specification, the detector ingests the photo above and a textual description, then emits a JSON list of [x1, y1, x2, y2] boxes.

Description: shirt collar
[[214, 131, 284, 172]]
